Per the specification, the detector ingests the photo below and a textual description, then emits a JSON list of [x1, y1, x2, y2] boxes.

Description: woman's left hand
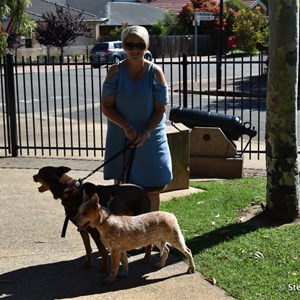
[[132, 132, 148, 147]]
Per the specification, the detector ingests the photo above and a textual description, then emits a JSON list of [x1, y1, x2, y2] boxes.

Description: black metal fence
[[0, 52, 270, 159]]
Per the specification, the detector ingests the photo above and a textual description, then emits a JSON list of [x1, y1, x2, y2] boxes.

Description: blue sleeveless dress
[[101, 61, 173, 187]]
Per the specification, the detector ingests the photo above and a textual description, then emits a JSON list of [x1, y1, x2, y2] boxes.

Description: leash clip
[[75, 178, 83, 189]]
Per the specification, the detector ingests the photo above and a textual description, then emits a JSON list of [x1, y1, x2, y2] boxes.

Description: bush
[[233, 7, 269, 54]]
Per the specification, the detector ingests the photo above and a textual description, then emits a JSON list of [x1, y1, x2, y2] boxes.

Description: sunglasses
[[125, 42, 146, 51]]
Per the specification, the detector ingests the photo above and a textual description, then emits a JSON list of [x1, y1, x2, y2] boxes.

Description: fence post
[[5, 54, 18, 157], [181, 53, 188, 108]]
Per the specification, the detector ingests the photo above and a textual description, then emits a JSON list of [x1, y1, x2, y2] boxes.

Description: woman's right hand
[[124, 126, 137, 141]]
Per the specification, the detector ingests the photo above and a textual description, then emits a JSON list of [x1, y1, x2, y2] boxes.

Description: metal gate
[[0, 53, 269, 158]]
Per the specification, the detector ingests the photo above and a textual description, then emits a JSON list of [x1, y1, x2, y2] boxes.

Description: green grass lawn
[[160, 178, 300, 300]]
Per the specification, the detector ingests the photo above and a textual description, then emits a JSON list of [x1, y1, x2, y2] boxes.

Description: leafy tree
[[177, 0, 219, 35], [151, 10, 184, 36], [151, 0, 244, 37], [177, 0, 239, 37], [265, 0, 299, 221], [109, 23, 128, 37], [150, 20, 164, 36], [7, 31, 25, 49], [0, 0, 35, 56], [34, 4, 91, 55], [223, 0, 246, 39], [225, 0, 248, 11], [232, 7, 268, 53], [0, 29, 7, 55]]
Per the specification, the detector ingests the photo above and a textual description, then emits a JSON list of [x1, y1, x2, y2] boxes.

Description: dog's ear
[[91, 193, 100, 207], [59, 166, 71, 174]]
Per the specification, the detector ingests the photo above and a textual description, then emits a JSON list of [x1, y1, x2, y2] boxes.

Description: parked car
[[90, 40, 152, 68]]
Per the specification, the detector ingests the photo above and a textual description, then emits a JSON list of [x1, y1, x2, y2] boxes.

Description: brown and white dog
[[33, 166, 151, 273], [75, 193, 195, 284]]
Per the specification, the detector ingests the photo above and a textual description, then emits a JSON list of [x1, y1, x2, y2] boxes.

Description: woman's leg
[[147, 191, 161, 212], [146, 185, 167, 212]]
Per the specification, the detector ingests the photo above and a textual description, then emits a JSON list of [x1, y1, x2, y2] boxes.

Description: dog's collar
[[62, 192, 69, 199], [61, 187, 81, 200]]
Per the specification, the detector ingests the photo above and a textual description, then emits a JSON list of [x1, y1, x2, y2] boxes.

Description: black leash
[[126, 147, 136, 183], [106, 145, 136, 209], [75, 140, 134, 188], [61, 214, 70, 238]]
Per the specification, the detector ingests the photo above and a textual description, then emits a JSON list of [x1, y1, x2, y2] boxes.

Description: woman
[[101, 25, 172, 211]]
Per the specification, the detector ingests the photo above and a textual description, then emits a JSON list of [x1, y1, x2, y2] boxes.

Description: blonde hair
[[121, 26, 149, 50]]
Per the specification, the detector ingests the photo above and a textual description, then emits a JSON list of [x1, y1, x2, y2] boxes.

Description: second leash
[[76, 140, 135, 187]]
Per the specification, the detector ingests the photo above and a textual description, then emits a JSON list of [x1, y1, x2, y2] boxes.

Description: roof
[[105, 2, 165, 26], [30, 1, 165, 25], [51, 0, 108, 18], [145, 0, 189, 13], [242, 0, 267, 11], [144, 0, 267, 14], [28, 0, 100, 21]]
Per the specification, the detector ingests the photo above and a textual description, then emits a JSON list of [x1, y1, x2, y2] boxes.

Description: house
[[26, 0, 268, 49], [144, 0, 268, 14], [27, 0, 104, 46], [26, 0, 166, 45], [143, 0, 189, 13], [101, 1, 165, 36], [242, 0, 267, 13], [52, 0, 108, 18], [33, 0, 166, 40]]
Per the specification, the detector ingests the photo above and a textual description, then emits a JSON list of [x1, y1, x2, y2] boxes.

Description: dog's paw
[[187, 266, 195, 274], [141, 255, 150, 264], [154, 262, 163, 269]]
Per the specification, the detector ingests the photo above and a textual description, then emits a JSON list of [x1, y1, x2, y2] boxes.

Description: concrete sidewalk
[[0, 156, 265, 300]]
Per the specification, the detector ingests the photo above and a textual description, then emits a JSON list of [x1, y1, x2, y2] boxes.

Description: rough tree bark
[[265, 0, 300, 221]]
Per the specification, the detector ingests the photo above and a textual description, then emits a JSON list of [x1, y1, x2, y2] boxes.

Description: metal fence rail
[[0, 53, 270, 159]]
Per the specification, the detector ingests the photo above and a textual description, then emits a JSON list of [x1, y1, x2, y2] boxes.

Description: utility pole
[[194, 12, 215, 82], [217, 0, 224, 89], [193, 17, 200, 81]]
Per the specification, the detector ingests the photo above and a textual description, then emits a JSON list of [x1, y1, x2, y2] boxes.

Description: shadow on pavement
[[0, 253, 187, 300]]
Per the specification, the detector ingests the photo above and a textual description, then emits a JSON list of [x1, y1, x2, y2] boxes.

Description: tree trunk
[[265, 0, 300, 221]]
